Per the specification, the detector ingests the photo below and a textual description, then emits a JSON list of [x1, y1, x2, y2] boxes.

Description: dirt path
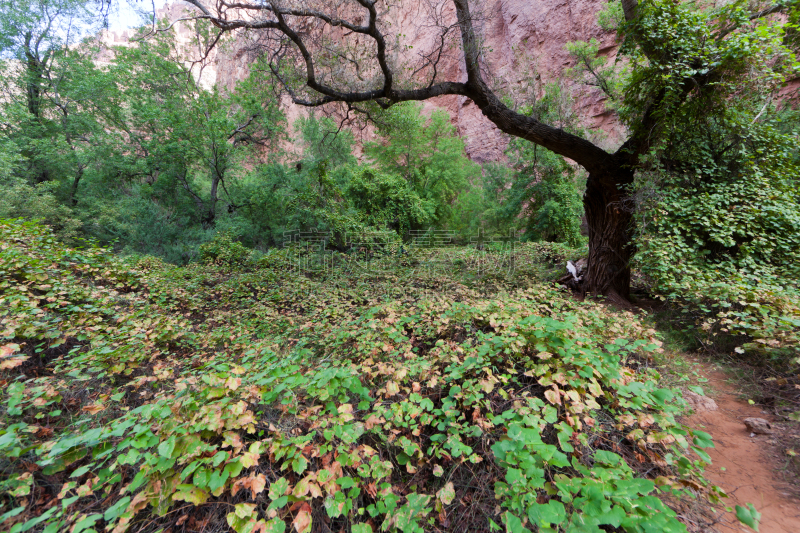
[[685, 365, 800, 533]]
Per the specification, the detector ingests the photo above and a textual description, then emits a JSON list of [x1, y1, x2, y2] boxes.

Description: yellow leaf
[[0, 356, 27, 370], [82, 403, 105, 415], [544, 388, 561, 405], [385, 381, 400, 397], [565, 390, 581, 403], [232, 473, 267, 499], [223, 431, 244, 451], [307, 482, 322, 499], [239, 442, 262, 468], [436, 481, 456, 505], [637, 414, 655, 428], [479, 379, 495, 393], [364, 415, 384, 430], [1, 343, 20, 358]]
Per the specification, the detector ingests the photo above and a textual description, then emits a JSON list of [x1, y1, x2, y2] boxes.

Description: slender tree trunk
[[70, 166, 84, 206], [203, 172, 220, 227], [582, 165, 635, 301]]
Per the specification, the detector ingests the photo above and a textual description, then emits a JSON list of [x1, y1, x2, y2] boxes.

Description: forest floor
[[2, 223, 798, 533], [682, 361, 800, 533]]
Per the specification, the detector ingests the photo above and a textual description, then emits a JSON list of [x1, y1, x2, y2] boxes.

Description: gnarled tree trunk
[[582, 165, 635, 301]]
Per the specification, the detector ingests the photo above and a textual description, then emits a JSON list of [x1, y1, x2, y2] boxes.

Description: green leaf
[[527, 501, 566, 527], [292, 455, 308, 474], [269, 477, 289, 500], [72, 513, 102, 533], [264, 518, 287, 533], [735, 504, 761, 531], [337, 476, 356, 489], [209, 468, 230, 492], [158, 436, 176, 459], [692, 446, 711, 463], [0, 506, 25, 524], [692, 430, 714, 449], [172, 484, 209, 505], [70, 465, 92, 478], [104, 496, 131, 522], [503, 511, 532, 533]]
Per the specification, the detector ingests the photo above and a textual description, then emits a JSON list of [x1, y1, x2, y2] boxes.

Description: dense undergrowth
[[0, 219, 727, 533]]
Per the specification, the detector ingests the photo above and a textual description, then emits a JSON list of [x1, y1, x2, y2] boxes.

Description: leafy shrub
[[632, 67, 800, 362], [346, 166, 435, 233], [0, 181, 82, 242], [199, 232, 253, 266]]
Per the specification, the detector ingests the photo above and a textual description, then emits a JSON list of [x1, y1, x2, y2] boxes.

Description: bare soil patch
[[685, 364, 800, 533]]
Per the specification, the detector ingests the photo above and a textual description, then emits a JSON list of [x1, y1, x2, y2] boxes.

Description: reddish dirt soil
[[686, 365, 800, 533]]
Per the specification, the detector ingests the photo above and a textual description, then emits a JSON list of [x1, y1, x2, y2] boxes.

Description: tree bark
[[70, 166, 84, 206], [582, 163, 635, 301]]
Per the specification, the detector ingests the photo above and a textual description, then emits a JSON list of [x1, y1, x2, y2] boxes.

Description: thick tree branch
[[450, 0, 612, 172], [621, 0, 638, 23], [178, 0, 615, 172], [718, 1, 790, 40]]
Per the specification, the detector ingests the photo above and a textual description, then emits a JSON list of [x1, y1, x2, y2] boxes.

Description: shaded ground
[[685, 364, 800, 533]]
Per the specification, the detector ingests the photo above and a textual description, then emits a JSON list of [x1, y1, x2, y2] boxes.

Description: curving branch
[[718, 1, 790, 40], [179, 0, 615, 173]]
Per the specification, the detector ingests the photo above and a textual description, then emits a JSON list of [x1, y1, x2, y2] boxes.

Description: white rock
[[743, 417, 773, 435], [684, 390, 718, 413]]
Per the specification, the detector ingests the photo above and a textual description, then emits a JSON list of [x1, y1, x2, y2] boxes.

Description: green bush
[[0, 180, 82, 241], [634, 102, 800, 361], [199, 232, 252, 266], [345, 166, 435, 233]]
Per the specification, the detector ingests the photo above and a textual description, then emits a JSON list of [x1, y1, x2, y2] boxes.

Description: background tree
[[295, 114, 357, 169], [365, 102, 479, 229], [181, 0, 799, 300], [0, 0, 110, 193], [107, 26, 286, 228]]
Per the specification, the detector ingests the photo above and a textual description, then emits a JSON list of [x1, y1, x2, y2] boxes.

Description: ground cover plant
[[0, 219, 730, 533]]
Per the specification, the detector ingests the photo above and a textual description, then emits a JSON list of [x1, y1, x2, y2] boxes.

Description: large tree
[[105, 26, 285, 228], [177, 0, 796, 300]]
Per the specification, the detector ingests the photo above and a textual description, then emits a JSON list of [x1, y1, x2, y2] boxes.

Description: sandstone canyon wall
[[391, 0, 626, 162], [108, 0, 627, 164]]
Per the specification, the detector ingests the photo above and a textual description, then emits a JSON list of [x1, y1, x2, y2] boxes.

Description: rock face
[[413, 0, 625, 162], [163, 0, 626, 162]]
